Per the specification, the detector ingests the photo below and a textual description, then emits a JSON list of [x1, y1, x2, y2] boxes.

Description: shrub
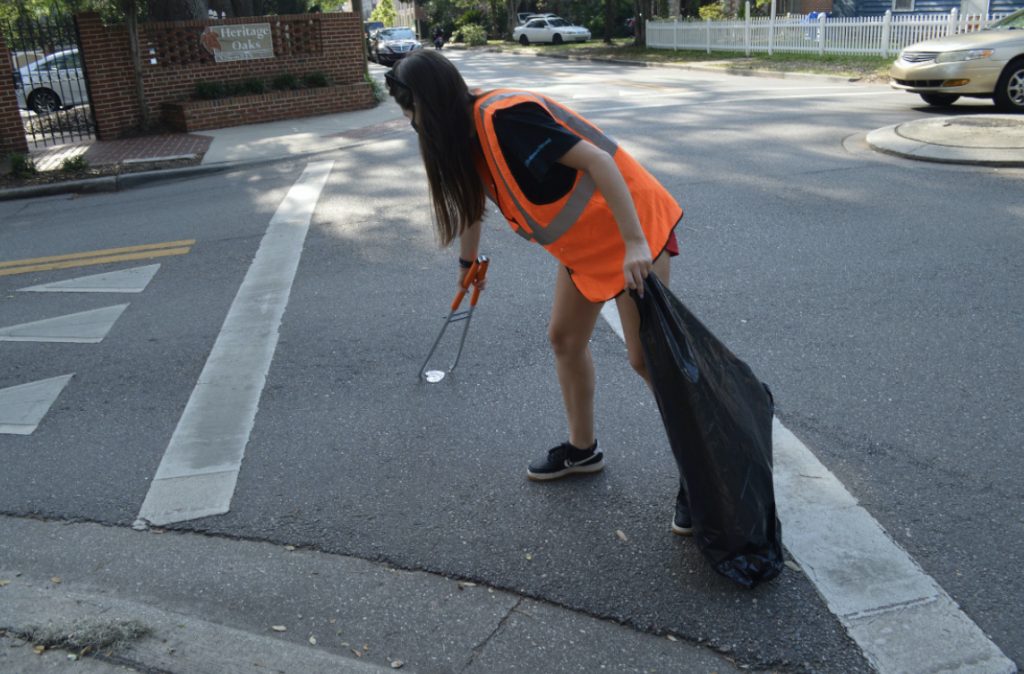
[[194, 80, 227, 100], [10, 153, 37, 178], [60, 155, 89, 172], [699, 3, 727, 19], [239, 78, 266, 95], [301, 71, 329, 88], [271, 73, 300, 91], [458, 23, 488, 46], [366, 72, 386, 102]]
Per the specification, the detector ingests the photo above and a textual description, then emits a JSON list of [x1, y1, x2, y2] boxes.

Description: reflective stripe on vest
[[475, 91, 616, 246], [474, 89, 683, 302]]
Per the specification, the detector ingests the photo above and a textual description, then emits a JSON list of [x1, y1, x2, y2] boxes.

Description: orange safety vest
[[473, 89, 683, 302]]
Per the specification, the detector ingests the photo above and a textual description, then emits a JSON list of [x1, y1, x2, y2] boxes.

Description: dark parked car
[[369, 27, 422, 66]]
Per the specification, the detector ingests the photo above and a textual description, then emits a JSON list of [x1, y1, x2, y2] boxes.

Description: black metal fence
[[4, 11, 95, 148]]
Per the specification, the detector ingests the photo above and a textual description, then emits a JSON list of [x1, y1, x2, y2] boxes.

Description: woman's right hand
[[458, 266, 487, 292]]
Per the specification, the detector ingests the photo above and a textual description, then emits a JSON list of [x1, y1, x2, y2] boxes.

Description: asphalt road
[[1, 52, 1021, 672]]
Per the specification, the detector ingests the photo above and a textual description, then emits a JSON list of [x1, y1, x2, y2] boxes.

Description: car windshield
[[380, 29, 415, 40], [991, 8, 1024, 29], [549, 19, 570, 27]]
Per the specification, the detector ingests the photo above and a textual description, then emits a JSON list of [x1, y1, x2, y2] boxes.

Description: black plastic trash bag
[[632, 275, 783, 588]]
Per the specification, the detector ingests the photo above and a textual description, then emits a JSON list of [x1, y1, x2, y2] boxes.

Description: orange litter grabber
[[419, 255, 490, 383]]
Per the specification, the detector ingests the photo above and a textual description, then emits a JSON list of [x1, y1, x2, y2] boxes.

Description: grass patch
[[486, 38, 891, 81], [16, 618, 151, 656]]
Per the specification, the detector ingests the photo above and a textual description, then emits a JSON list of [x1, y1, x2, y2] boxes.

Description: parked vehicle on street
[[513, 16, 591, 45], [369, 27, 423, 66], [890, 8, 1024, 112], [13, 48, 89, 114]]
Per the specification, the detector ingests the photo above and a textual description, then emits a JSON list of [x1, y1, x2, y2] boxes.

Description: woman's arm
[[458, 220, 486, 290], [556, 141, 652, 296]]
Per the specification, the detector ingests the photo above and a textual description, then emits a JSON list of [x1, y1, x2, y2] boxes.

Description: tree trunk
[[604, 0, 614, 43], [121, 0, 149, 129], [506, 0, 517, 39]]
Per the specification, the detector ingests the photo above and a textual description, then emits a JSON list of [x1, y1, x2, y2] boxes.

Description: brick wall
[[162, 83, 371, 132], [77, 12, 375, 140], [0, 33, 30, 156]]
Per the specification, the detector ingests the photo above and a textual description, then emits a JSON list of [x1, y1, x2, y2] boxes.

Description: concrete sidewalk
[[0, 516, 750, 674]]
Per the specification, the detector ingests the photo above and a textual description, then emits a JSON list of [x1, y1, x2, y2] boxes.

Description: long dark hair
[[387, 51, 484, 247]]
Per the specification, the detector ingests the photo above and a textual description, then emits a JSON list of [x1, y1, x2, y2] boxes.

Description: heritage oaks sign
[[199, 23, 274, 62]]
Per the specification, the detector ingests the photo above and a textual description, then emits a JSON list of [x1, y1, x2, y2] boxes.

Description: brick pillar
[[0, 32, 29, 156], [76, 13, 140, 140]]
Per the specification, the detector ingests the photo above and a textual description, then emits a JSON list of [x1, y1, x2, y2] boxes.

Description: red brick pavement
[[29, 133, 211, 171]]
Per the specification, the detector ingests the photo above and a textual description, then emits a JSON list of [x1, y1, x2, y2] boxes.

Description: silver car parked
[[14, 48, 89, 114]]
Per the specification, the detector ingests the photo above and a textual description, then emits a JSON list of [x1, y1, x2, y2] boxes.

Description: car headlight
[[935, 49, 994, 63]]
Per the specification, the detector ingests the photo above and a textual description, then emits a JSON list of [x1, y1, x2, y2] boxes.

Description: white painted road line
[[0, 304, 129, 343], [135, 161, 334, 528], [0, 374, 74, 435], [597, 309, 1015, 674], [772, 421, 1014, 674], [18, 264, 160, 293]]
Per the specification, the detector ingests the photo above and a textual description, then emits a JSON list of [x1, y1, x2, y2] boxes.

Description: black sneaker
[[527, 442, 604, 481], [672, 490, 693, 536]]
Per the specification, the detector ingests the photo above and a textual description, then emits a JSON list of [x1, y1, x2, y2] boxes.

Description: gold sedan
[[890, 8, 1024, 112]]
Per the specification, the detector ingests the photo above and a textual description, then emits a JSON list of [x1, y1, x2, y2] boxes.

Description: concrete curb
[[865, 119, 1024, 167], [0, 133, 388, 202], [0, 517, 747, 674], [0, 164, 235, 202], [1, 578, 392, 674]]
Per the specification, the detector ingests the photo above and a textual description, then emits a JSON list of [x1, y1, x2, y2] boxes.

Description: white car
[[890, 8, 1024, 112], [513, 16, 590, 45], [14, 48, 90, 114]]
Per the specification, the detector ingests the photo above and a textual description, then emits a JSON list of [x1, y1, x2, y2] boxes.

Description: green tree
[[370, 0, 397, 25]]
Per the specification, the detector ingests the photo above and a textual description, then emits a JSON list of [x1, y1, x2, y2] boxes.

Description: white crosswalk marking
[[18, 264, 160, 293], [135, 161, 335, 528], [0, 374, 74, 435], [0, 304, 129, 343]]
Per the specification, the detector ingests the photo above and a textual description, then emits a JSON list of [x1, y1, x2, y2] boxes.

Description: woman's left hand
[[623, 240, 653, 297]]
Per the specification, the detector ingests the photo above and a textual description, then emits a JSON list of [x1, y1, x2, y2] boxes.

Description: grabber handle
[[450, 258, 480, 312], [470, 256, 490, 306]]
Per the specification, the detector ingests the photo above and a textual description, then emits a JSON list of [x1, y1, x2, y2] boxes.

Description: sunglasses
[[385, 68, 418, 131]]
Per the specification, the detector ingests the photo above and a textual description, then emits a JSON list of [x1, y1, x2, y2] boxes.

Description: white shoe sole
[[527, 459, 604, 481], [671, 521, 693, 536]]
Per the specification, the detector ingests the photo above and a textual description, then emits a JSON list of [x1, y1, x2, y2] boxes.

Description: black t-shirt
[[492, 102, 581, 205]]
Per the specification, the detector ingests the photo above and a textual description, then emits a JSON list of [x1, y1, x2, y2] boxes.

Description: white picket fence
[[646, 8, 1009, 58]]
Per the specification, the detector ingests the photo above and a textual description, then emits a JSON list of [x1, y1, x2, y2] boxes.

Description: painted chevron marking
[[18, 264, 161, 294], [0, 304, 129, 343], [0, 374, 74, 435]]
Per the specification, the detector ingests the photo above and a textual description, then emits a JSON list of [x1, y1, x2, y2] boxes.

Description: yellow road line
[[0, 240, 196, 270], [0, 247, 192, 277]]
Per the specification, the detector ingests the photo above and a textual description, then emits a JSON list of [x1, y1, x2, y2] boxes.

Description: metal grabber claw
[[418, 255, 490, 383]]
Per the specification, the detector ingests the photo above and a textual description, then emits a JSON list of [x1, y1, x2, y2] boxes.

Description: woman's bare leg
[[549, 266, 604, 448], [614, 252, 671, 387]]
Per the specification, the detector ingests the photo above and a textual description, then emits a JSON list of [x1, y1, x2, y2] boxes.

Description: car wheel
[[994, 58, 1024, 113], [28, 88, 61, 114], [519, 34, 529, 46], [552, 34, 563, 45], [919, 92, 959, 107]]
